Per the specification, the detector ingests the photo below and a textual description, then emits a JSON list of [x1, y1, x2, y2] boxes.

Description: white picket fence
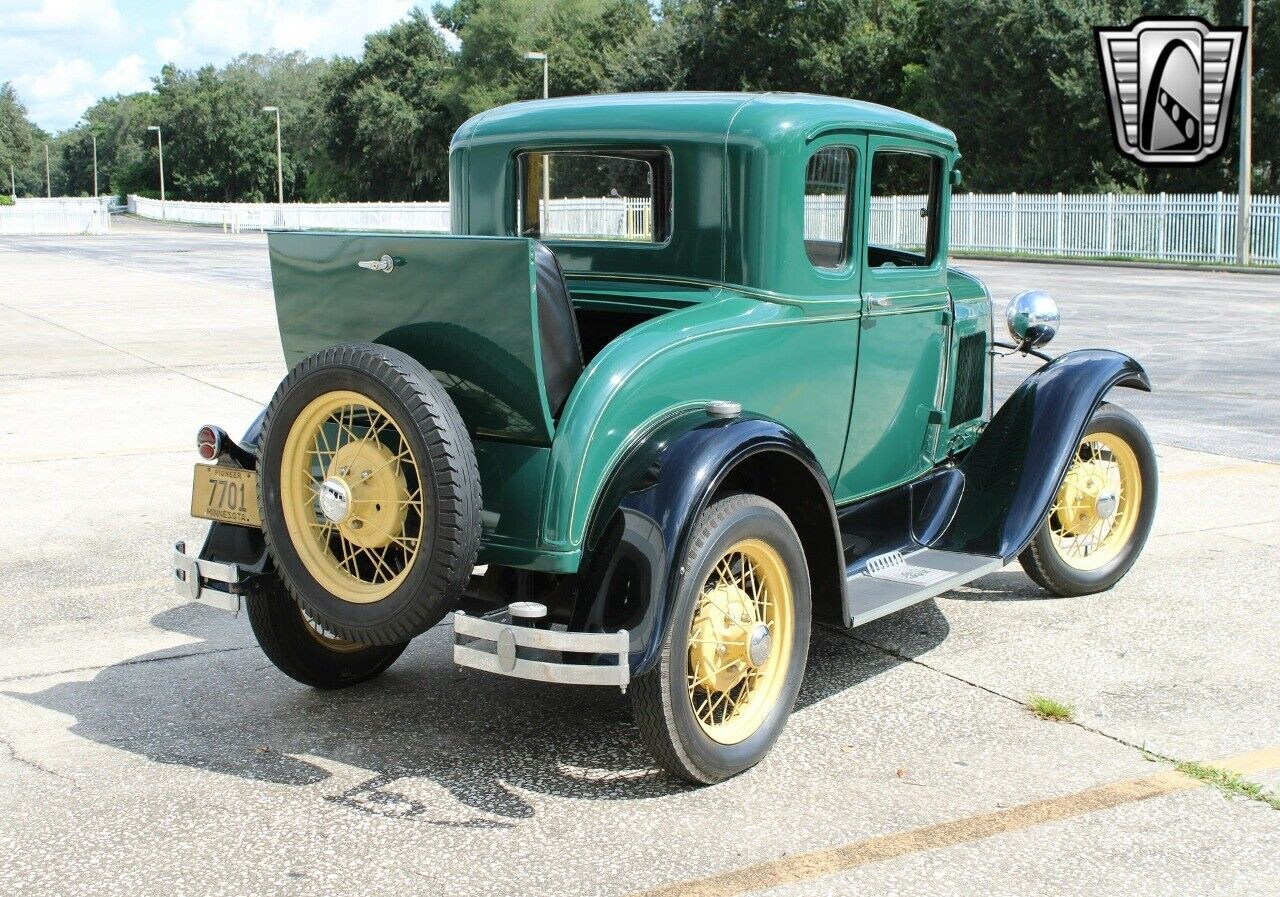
[[130, 196, 451, 234], [944, 193, 1279, 265], [0, 198, 112, 235], [128, 192, 1280, 266]]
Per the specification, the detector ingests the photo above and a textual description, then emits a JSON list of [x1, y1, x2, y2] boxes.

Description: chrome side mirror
[[1005, 289, 1060, 348]]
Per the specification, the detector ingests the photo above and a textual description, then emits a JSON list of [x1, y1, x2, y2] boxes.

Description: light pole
[[1235, 0, 1253, 265], [524, 51, 550, 228], [44, 143, 50, 197], [147, 125, 165, 219], [262, 105, 284, 204], [9, 162, 15, 199], [91, 133, 99, 199]]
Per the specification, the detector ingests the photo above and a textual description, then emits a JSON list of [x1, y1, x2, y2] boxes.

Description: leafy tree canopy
[[6, 0, 1276, 201]]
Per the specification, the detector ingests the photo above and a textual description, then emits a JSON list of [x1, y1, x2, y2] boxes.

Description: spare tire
[[257, 343, 481, 645]]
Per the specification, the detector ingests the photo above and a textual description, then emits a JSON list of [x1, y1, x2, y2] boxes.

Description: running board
[[845, 549, 1003, 627]]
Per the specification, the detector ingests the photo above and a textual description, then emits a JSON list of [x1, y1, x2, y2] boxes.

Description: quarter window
[[803, 147, 855, 270], [516, 150, 671, 243], [868, 151, 941, 267]]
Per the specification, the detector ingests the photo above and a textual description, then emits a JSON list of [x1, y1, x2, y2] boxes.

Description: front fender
[[936, 349, 1150, 561], [577, 411, 837, 677]]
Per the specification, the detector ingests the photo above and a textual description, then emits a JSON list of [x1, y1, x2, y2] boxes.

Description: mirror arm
[[991, 340, 1054, 363]]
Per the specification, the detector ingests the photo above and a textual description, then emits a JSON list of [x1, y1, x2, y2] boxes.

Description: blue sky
[[1, 0, 451, 132]]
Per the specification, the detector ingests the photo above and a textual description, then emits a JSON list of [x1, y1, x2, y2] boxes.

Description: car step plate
[[845, 548, 1003, 627]]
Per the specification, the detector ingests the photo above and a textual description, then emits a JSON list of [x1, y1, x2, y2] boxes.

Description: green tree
[[150, 63, 279, 201], [627, 0, 921, 103], [320, 9, 456, 200], [901, 0, 1272, 194], [437, 0, 655, 115], [222, 51, 334, 199], [56, 91, 159, 198], [1, 83, 43, 196]]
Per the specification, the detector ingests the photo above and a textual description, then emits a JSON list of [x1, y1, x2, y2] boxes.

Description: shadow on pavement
[[946, 569, 1058, 603], [8, 599, 948, 825]]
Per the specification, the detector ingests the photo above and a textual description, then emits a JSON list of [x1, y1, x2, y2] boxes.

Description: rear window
[[516, 150, 671, 243]]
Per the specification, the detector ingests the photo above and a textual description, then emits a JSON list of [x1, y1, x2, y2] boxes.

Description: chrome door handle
[[865, 295, 891, 308], [357, 254, 395, 273]]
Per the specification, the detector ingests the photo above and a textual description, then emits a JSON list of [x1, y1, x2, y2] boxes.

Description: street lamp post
[[262, 105, 284, 205], [1235, 0, 1253, 265], [8, 163, 14, 199], [91, 133, 99, 199], [44, 143, 50, 197], [524, 51, 550, 229], [147, 125, 165, 219], [524, 51, 548, 101]]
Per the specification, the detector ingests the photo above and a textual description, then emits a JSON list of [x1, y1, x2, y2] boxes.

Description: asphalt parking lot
[[1, 218, 1278, 896]]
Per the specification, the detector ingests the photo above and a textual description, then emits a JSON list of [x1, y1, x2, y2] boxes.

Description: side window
[[803, 147, 855, 270], [868, 151, 941, 267]]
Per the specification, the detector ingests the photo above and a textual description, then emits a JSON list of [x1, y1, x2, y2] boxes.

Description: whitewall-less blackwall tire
[[630, 494, 812, 784]]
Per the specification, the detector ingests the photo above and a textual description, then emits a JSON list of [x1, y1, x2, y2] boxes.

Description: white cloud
[[153, 0, 423, 65], [1, 0, 456, 131], [100, 54, 151, 94], [5, 0, 125, 38], [13, 57, 94, 101], [9, 52, 149, 130]]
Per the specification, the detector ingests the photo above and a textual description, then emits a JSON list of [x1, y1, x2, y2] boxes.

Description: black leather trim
[[533, 241, 584, 417]]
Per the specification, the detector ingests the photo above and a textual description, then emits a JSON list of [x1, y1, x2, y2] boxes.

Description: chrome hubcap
[[746, 622, 772, 668], [1094, 491, 1119, 520], [318, 477, 352, 523]]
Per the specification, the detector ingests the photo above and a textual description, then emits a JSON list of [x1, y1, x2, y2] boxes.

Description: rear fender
[[935, 349, 1151, 561], [575, 411, 841, 677], [198, 409, 269, 569]]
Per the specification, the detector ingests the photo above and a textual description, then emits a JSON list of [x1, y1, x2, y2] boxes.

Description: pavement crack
[[0, 733, 71, 782], [827, 625, 1164, 758], [831, 627, 1280, 814], [1157, 518, 1280, 538], [0, 644, 256, 684], [0, 300, 264, 405]]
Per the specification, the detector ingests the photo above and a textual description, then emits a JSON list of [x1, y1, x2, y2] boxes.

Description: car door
[[835, 138, 950, 501]]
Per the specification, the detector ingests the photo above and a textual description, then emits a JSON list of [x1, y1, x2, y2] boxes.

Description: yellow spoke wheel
[[1048, 431, 1142, 571], [279, 390, 426, 603], [686, 538, 795, 745], [631, 494, 812, 784], [1020, 404, 1157, 598]]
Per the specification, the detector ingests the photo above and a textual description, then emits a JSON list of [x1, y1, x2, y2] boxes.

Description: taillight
[[197, 425, 224, 461]]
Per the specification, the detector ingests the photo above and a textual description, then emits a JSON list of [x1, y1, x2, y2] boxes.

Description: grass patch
[[1026, 694, 1076, 722], [1175, 761, 1280, 810]]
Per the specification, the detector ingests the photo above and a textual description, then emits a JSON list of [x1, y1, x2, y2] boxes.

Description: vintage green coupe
[[172, 93, 1157, 783]]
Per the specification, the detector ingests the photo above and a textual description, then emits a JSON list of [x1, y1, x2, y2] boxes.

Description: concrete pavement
[[0, 228, 1277, 896]]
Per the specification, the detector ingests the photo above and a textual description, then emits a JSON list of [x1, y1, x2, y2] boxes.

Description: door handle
[[864, 295, 891, 308], [357, 254, 396, 274]]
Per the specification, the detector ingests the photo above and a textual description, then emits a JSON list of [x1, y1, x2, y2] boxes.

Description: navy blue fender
[[575, 411, 843, 677], [935, 349, 1151, 561]]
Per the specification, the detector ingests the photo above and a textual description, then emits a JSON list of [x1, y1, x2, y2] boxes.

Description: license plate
[[191, 464, 262, 528]]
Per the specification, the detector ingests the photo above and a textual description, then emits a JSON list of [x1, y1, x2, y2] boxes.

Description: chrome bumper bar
[[453, 610, 630, 691], [171, 540, 243, 613]]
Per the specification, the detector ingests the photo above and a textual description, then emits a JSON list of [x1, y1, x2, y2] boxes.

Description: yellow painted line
[[632, 745, 1280, 897]]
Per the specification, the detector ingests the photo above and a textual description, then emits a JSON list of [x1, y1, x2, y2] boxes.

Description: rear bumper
[[453, 609, 629, 690], [171, 540, 244, 613]]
